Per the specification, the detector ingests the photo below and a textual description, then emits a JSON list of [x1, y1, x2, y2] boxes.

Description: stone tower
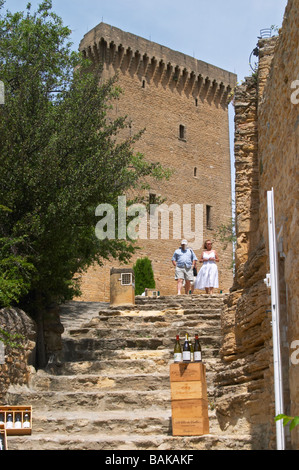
[[77, 23, 237, 301]]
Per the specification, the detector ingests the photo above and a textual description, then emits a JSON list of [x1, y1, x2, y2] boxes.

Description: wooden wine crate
[[0, 423, 8, 450], [170, 363, 209, 436], [171, 398, 209, 418], [171, 417, 210, 436], [170, 362, 206, 382], [0, 406, 32, 435], [170, 380, 207, 400]]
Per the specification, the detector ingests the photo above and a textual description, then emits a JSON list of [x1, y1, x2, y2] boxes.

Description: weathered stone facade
[[0, 309, 36, 401], [217, 0, 299, 450], [77, 24, 237, 301]]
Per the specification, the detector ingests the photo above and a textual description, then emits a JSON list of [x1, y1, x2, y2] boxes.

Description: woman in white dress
[[194, 240, 219, 294]]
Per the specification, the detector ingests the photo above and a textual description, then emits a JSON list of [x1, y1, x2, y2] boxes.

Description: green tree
[[0, 205, 36, 306], [0, 2, 169, 338], [133, 257, 156, 295]]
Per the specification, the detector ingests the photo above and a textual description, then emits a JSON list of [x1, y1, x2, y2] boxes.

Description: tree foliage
[[133, 257, 156, 296], [275, 414, 299, 432], [0, 1, 169, 314], [0, 326, 24, 349]]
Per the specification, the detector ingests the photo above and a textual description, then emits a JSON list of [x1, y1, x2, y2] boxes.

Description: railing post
[[266, 188, 285, 450]]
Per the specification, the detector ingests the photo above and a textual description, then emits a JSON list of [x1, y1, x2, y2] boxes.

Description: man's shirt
[[172, 247, 197, 268]]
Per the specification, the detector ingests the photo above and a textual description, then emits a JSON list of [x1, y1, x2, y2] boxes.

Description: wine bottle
[[23, 413, 30, 429], [6, 413, 13, 429], [15, 413, 22, 429], [194, 334, 202, 362], [173, 335, 182, 363], [183, 334, 191, 362], [189, 335, 194, 362]]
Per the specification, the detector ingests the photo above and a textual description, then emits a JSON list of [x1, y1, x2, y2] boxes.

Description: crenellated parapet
[[79, 23, 237, 106]]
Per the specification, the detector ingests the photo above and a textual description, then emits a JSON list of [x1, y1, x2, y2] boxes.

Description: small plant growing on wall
[[215, 204, 236, 270], [0, 328, 24, 349], [275, 414, 299, 431], [133, 257, 155, 295]]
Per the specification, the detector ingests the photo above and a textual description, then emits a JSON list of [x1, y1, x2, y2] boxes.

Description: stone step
[[95, 306, 221, 321], [61, 335, 220, 358], [29, 368, 219, 394], [82, 318, 221, 333], [60, 309, 222, 336], [30, 371, 172, 392], [61, 339, 161, 362], [180, 308, 222, 316], [81, 311, 221, 325], [71, 317, 220, 338], [10, 408, 223, 437], [7, 431, 253, 451], [93, 309, 222, 323], [6, 296, 237, 451], [47, 358, 170, 376], [46, 355, 221, 376], [65, 325, 221, 340], [20, 409, 173, 437], [130, 304, 224, 313], [134, 294, 226, 304], [58, 297, 225, 328], [6, 375, 219, 411], [95, 303, 224, 314], [128, 304, 224, 314], [6, 387, 172, 411], [60, 346, 220, 364]]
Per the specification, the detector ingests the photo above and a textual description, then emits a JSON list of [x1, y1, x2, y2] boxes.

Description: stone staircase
[[5, 295, 253, 450]]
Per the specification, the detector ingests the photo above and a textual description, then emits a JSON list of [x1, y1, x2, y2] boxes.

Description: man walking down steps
[[172, 240, 197, 295]]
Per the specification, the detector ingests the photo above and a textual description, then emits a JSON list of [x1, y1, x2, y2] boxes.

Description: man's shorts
[[175, 266, 194, 281]]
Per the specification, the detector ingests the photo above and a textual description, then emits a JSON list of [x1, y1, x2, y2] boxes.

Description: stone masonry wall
[[217, 0, 299, 450], [0, 309, 36, 402], [215, 73, 275, 450], [76, 24, 237, 301], [257, 0, 299, 448]]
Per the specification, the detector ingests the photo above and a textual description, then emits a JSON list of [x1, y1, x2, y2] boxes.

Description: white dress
[[194, 251, 219, 289]]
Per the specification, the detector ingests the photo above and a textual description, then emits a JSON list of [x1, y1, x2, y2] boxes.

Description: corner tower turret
[[80, 23, 236, 106]]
